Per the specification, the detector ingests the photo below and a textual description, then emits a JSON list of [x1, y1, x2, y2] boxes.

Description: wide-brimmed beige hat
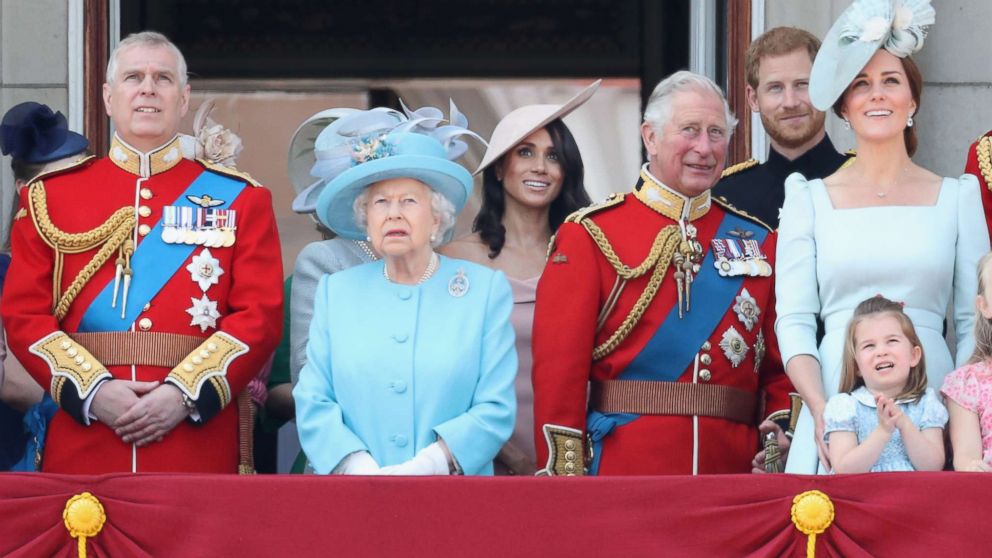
[[474, 79, 601, 175]]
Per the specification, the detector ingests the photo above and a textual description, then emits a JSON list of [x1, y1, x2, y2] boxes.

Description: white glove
[[333, 451, 381, 475], [380, 443, 451, 476]]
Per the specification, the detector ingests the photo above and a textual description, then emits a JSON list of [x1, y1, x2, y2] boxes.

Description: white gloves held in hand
[[380, 443, 451, 476]]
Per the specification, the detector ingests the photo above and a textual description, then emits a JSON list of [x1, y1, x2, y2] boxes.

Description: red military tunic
[[532, 167, 793, 475], [965, 130, 992, 243], [2, 135, 283, 473]]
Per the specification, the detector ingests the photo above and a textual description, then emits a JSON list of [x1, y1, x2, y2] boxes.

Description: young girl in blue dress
[[823, 296, 947, 473]]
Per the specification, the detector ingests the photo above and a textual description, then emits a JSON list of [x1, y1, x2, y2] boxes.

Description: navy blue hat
[[0, 102, 89, 164]]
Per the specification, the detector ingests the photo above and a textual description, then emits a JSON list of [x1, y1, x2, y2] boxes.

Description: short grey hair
[[353, 187, 457, 249], [106, 31, 188, 86], [642, 71, 737, 139]]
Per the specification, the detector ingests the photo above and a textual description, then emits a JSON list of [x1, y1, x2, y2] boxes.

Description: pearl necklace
[[384, 252, 439, 285], [355, 240, 379, 261]]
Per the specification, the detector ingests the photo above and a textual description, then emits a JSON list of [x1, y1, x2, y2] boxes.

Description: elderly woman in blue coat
[[293, 104, 517, 475]]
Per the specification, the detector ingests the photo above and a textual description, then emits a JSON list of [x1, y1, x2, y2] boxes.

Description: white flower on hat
[[893, 3, 913, 29], [859, 16, 890, 42]]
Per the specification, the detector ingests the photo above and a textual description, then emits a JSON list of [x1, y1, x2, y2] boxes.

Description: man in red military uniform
[[532, 71, 793, 475], [1, 31, 282, 473], [965, 130, 992, 243]]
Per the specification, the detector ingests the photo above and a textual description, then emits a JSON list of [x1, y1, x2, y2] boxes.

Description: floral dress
[[823, 386, 947, 472], [942, 361, 992, 464]]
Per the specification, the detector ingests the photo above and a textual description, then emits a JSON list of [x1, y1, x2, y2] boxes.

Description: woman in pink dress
[[442, 82, 598, 474]]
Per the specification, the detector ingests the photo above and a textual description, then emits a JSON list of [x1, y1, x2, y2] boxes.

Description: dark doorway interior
[[120, 0, 689, 107]]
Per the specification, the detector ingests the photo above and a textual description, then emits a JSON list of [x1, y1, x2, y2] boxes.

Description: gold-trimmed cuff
[[536, 424, 586, 477], [29, 331, 111, 401], [165, 332, 246, 405]]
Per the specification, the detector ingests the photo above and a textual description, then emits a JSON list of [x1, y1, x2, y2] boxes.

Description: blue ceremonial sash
[[78, 170, 247, 332], [619, 213, 767, 381]]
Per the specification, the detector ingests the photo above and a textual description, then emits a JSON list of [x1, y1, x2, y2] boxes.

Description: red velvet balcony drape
[[0, 472, 985, 557]]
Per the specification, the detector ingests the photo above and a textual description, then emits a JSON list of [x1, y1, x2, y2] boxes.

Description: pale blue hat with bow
[[810, 0, 935, 111], [309, 101, 485, 240]]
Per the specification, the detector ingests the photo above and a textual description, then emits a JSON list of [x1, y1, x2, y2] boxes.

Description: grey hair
[[642, 70, 737, 139], [106, 31, 188, 86], [353, 186, 457, 249]]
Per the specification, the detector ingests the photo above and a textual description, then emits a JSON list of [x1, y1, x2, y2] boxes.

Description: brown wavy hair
[[840, 295, 927, 402], [833, 55, 922, 157]]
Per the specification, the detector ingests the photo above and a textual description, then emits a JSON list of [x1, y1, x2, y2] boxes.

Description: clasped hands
[[339, 443, 451, 476], [875, 393, 906, 434], [90, 379, 190, 447]]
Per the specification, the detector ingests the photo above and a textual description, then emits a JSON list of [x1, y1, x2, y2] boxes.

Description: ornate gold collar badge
[[108, 134, 183, 178], [633, 165, 711, 222]]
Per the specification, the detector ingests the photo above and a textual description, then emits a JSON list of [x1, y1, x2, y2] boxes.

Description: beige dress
[[495, 275, 539, 475]]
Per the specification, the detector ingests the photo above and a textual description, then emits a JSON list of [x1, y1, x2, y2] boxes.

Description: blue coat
[[294, 256, 517, 475]]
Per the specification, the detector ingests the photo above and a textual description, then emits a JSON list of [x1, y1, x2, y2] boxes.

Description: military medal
[[733, 288, 760, 332], [220, 210, 237, 247], [719, 325, 749, 368], [673, 222, 703, 318], [711, 238, 771, 277], [162, 206, 180, 244], [448, 268, 469, 297], [194, 210, 209, 245], [754, 330, 766, 374], [186, 248, 224, 292]]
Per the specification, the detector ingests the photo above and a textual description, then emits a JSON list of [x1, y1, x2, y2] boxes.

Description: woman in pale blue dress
[[776, 0, 989, 474], [292, 104, 517, 475]]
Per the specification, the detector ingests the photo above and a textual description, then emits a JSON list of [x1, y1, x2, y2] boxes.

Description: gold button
[[700, 369, 712, 382], [66, 347, 78, 357], [564, 440, 576, 450], [199, 350, 210, 359], [138, 224, 151, 236], [60, 340, 72, 350], [138, 206, 152, 218], [564, 462, 575, 473], [138, 318, 153, 330], [74, 355, 84, 365], [183, 363, 195, 372], [192, 356, 203, 365], [207, 343, 218, 352], [701, 341, 711, 351], [700, 354, 712, 365], [140, 188, 153, 200], [564, 451, 576, 461], [81, 362, 92, 372]]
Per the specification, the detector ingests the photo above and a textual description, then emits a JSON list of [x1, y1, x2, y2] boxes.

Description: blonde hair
[[969, 252, 992, 364], [840, 295, 927, 402]]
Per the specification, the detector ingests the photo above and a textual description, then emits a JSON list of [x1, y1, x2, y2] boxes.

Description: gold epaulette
[[197, 159, 262, 187], [720, 158, 758, 179], [976, 135, 992, 190], [24, 155, 97, 189], [713, 196, 773, 232], [564, 192, 625, 224]]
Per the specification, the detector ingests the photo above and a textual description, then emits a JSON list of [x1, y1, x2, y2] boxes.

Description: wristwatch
[[180, 393, 197, 415]]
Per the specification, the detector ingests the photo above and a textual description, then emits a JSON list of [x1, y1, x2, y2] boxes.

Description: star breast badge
[[186, 294, 221, 332], [186, 248, 225, 292]]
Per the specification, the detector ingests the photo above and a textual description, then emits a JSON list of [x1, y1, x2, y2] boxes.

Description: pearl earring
[[430, 233, 437, 243], [366, 235, 371, 242], [842, 118, 851, 131], [907, 115, 914, 128]]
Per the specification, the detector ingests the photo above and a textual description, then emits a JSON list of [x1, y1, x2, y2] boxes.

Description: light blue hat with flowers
[[309, 101, 485, 240], [810, 0, 935, 111]]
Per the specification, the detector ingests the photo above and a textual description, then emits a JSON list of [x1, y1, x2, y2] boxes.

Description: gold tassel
[[791, 490, 835, 558], [63, 492, 105, 558]]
